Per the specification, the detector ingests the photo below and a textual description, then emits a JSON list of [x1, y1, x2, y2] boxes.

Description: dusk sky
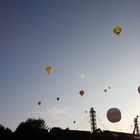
[[1, 0, 140, 132]]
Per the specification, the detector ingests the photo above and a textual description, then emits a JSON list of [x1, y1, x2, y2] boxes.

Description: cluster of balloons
[[38, 25, 123, 126], [37, 90, 85, 106], [36, 66, 58, 104], [41, 26, 140, 126], [43, 65, 124, 124], [37, 97, 60, 106], [104, 86, 111, 93]]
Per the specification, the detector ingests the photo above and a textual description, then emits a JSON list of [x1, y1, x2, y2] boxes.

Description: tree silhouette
[[15, 118, 49, 139], [0, 124, 12, 138]]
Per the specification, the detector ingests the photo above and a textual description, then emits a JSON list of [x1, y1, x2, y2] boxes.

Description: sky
[[1, 0, 140, 133]]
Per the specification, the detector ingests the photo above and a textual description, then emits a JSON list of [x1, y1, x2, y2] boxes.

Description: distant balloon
[[79, 90, 85, 96], [56, 97, 60, 101], [104, 86, 112, 93], [73, 120, 76, 124], [108, 86, 111, 90], [138, 86, 140, 93], [113, 26, 122, 36], [45, 66, 53, 74], [107, 108, 121, 123], [104, 89, 107, 93], [38, 101, 41, 105]]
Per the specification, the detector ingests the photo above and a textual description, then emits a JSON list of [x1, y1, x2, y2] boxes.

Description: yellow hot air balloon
[[113, 26, 122, 35], [45, 66, 53, 74]]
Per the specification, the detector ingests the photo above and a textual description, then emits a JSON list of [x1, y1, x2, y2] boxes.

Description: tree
[[15, 118, 48, 139], [0, 124, 12, 138]]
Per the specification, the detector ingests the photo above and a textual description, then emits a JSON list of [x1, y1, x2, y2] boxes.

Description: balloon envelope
[[38, 101, 41, 105], [107, 108, 121, 123], [108, 86, 111, 90], [138, 86, 140, 93], [104, 89, 107, 93], [113, 26, 122, 35], [79, 90, 84, 96], [56, 97, 60, 101], [45, 66, 53, 74]]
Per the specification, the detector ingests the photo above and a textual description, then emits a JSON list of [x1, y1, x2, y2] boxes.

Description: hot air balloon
[[104, 89, 107, 93], [79, 90, 85, 96], [113, 26, 122, 36], [73, 120, 76, 124], [45, 66, 53, 74], [38, 101, 41, 105], [108, 86, 111, 90], [56, 97, 60, 101], [138, 86, 140, 93], [107, 108, 121, 123], [104, 86, 112, 93]]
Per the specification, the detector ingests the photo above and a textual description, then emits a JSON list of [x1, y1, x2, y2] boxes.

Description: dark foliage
[[0, 124, 12, 139], [0, 118, 137, 140], [14, 118, 49, 139]]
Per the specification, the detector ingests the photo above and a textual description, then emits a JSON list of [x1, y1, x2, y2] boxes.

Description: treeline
[[0, 118, 48, 139], [0, 118, 90, 140], [1, 118, 134, 140]]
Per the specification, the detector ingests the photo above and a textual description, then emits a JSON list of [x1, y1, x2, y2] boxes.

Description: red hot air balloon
[[79, 90, 85, 96], [107, 108, 121, 123]]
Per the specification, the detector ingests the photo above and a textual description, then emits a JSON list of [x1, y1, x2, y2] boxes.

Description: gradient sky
[[1, 0, 140, 132]]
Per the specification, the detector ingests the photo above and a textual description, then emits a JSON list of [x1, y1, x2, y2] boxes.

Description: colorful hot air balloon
[[45, 66, 53, 74], [138, 86, 140, 93], [107, 108, 121, 123], [113, 26, 122, 36], [104, 86, 112, 93], [79, 90, 85, 96]]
